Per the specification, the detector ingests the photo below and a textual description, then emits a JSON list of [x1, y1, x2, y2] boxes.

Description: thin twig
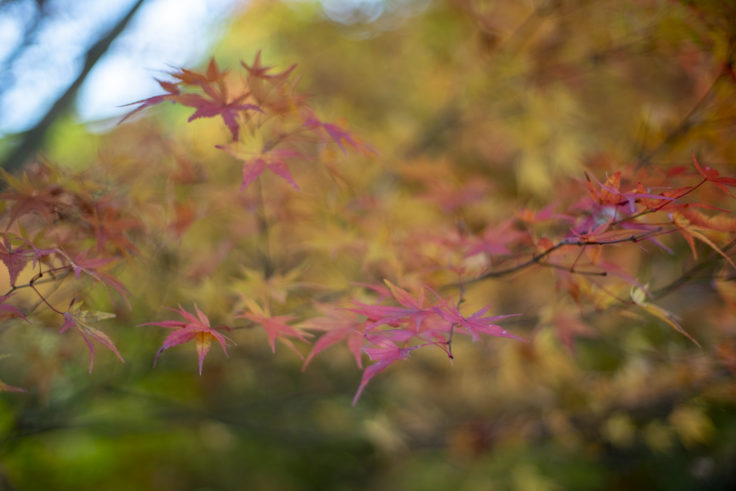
[[652, 238, 736, 300], [457, 229, 662, 288], [446, 275, 466, 360]]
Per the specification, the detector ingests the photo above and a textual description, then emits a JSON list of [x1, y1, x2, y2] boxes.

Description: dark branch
[[636, 41, 736, 168], [455, 230, 662, 289], [0, 0, 147, 175]]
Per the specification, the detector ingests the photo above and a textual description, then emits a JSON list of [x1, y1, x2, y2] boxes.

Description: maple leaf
[[354, 282, 393, 300], [172, 60, 218, 87], [582, 171, 673, 218], [634, 182, 687, 212], [516, 202, 569, 224], [18, 234, 57, 269], [63, 250, 114, 280], [672, 212, 736, 270], [169, 201, 197, 237], [692, 151, 736, 198], [236, 298, 311, 358], [347, 280, 437, 333], [118, 78, 180, 124], [420, 177, 490, 213], [60, 250, 131, 308], [81, 201, 141, 256], [141, 304, 234, 375], [344, 281, 524, 403], [434, 301, 523, 342], [0, 168, 68, 225], [241, 50, 296, 84], [352, 337, 420, 405], [60, 302, 125, 373], [0, 294, 27, 321], [242, 149, 304, 191], [466, 219, 525, 257], [232, 266, 303, 305], [678, 206, 736, 233], [301, 306, 366, 370], [630, 286, 700, 346], [176, 93, 262, 141], [0, 235, 28, 286], [303, 112, 359, 154], [121, 58, 262, 141], [216, 142, 307, 191]]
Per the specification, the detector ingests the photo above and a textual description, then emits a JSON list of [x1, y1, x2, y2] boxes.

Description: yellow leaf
[[630, 287, 699, 346]]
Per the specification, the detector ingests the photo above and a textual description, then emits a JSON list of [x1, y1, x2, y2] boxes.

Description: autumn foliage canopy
[[1, 0, 736, 488]]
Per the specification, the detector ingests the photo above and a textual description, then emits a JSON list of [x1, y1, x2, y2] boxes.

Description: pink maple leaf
[[0, 235, 28, 286], [434, 300, 523, 343], [141, 304, 234, 375], [60, 305, 125, 373], [216, 145, 306, 191], [236, 299, 311, 358], [240, 148, 304, 191], [60, 250, 131, 308], [0, 294, 27, 321], [465, 219, 525, 257], [301, 307, 366, 370], [303, 112, 358, 154], [352, 337, 421, 405], [347, 280, 437, 333]]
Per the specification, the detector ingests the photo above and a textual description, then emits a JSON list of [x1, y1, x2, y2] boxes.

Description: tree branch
[[0, 0, 147, 175], [456, 229, 662, 288]]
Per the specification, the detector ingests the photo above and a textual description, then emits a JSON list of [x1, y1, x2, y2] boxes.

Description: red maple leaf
[[121, 58, 262, 141], [692, 151, 736, 198], [176, 92, 262, 141], [0, 168, 68, 225], [81, 200, 141, 256], [117, 78, 180, 124], [241, 50, 296, 83]]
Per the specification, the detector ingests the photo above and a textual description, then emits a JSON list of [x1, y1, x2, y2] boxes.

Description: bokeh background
[[1, 1, 736, 490]]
